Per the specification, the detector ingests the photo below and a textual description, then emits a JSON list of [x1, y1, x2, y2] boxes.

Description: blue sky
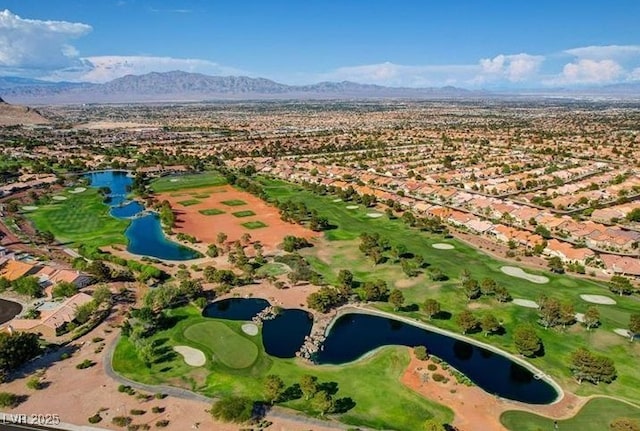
[[1, 1, 640, 88]]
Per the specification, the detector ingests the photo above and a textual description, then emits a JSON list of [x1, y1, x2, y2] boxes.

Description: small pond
[[315, 313, 558, 404], [84, 170, 199, 260]]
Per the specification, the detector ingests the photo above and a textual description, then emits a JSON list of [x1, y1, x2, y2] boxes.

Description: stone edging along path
[[323, 305, 565, 404]]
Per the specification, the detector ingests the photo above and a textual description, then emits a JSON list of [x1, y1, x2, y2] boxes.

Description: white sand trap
[[52, 195, 67, 201], [367, 212, 383, 218], [513, 298, 540, 308], [346, 205, 359, 209], [332, 198, 342, 202], [614, 328, 631, 338], [68, 187, 87, 194], [580, 294, 616, 305], [575, 313, 585, 323], [432, 243, 454, 250], [501, 266, 549, 284], [173, 345, 206, 366], [242, 323, 259, 336], [169, 178, 179, 182], [22, 206, 38, 211]]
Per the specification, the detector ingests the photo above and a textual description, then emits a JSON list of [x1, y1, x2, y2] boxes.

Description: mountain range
[[0, 71, 476, 104], [1, 71, 639, 105]]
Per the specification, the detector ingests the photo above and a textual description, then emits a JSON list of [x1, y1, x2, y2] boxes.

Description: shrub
[[130, 409, 146, 416], [26, 377, 42, 390], [151, 406, 164, 414], [118, 384, 128, 392], [154, 393, 166, 399], [76, 359, 95, 369], [413, 345, 429, 361], [432, 373, 446, 383], [88, 414, 102, 424], [0, 392, 19, 408], [92, 337, 105, 343], [155, 420, 170, 428], [111, 416, 132, 427], [427, 364, 438, 371], [60, 352, 71, 360]]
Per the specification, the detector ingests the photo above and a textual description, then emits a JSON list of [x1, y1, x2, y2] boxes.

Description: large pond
[[84, 171, 199, 260], [202, 299, 558, 404], [0, 298, 22, 324], [316, 313, 558, 404], [202, 298, 313, 358]]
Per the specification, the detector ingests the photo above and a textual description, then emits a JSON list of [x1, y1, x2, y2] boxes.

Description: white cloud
[[0, 9, 91, 70], [478, 54, 544, 82], [44, 55, 247, 83], [564, 45, 640, 61], [551, 59, 624, 85]]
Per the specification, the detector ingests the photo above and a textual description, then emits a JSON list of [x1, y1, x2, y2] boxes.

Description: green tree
[[299, 375, 318, 400], [12, 276, 42, 298], [92, 285, 112, 306], [513, 324, 542, 357], [388, 289, 405, 310], [87, 260, 112, 282], [210, 396, 253, 423], [0, 332, 41, 379], [559, 302, 576, 328], [422, 299, 441, 320], [547, 256, 564, 273], [570, 347, 616, 384], [216, 232, 228, 245], [52, 281, 78, 298], [538, 296, 561, 328], [413, 345, 429, 361], [311, 390, 334, 416], [455, 310, 478, 335], [264, 375, 285, 403], [610, 275, 634, 296], [494, 285, 512, 302], [583, 306, 600, 331], [480, 278, 497, 296], [462, 279, 481, 301], [481, 314, 501, 337], [337, 269, 354, 293], [74, 300, 97, 324], [629, 314, 640, 342], [206, 244, 219, 258]]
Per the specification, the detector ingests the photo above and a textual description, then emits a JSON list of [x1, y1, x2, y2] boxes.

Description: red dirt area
[[400, 350, 586, 431], [159, 186, 319, 252]]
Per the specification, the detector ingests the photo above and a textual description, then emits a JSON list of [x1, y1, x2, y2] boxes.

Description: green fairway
[[198, 208, 225, 216], [232, 210, 256, 218], [177, 199, 201, 207], [501, 398, 640, 431], [150, 171, 227, 193], [27, 188, 128, 247], [184, 321, 258, 369], [112, 306, 452, 430], [222, 199, 248, 207], [242, 221, 267, 229], [259, 177, 640, 403]]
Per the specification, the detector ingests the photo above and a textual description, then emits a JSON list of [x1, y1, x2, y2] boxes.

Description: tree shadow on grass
[[400, 303, 419, 312], [434, 311, 452, 320], [317, 381, 339, 396], [278, 383, 302, 402], [333, 397, 356, 414]]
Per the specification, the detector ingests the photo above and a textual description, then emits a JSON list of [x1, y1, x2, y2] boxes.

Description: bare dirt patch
[[501, 266, 549, 284], [579, 294, 616, 305], [174, 345, 206, 366], [159, 186, 318, 252]]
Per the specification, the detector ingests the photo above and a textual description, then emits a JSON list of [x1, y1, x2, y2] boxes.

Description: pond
[[202, 298, 313, 359], [84, 170, 199, 260], [0, 298, 22, 324], [316, 313, 559, 404]]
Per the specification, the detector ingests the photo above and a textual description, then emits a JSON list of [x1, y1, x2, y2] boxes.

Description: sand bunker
[[614, 328, 630, 338], [346, 205, 359, 209], [580, 294, 616, 305], [367, 212, 383, 218], [173, 345, 206, 366], [332, 198, 342, 202], [170, 178, 179, 182], [512, 298, 539, 308], [242, 323, 259, 336], [501, 266, 549, 284], [22, 206, 38, 211], [68, 187, 87, 194], [52, 196, 67, 201], [575, 313, 585, 323], [432, 243, 454, 250]]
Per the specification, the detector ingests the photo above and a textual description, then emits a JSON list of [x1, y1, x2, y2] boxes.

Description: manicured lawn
[[112, 306, 452, 430], [501, 398, 640, 431], [221, 199, 248, 207], [242, 221, 267, 229], [177, 199, 201, 207], [259, 177, 640, 403], [256, 262, 290, 277], [150, 171, 227, 193], [184, 321, 258, 369], [26, 188, 128, 247], [232, 210, 256, 218], [198, 208, 225, 216]]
